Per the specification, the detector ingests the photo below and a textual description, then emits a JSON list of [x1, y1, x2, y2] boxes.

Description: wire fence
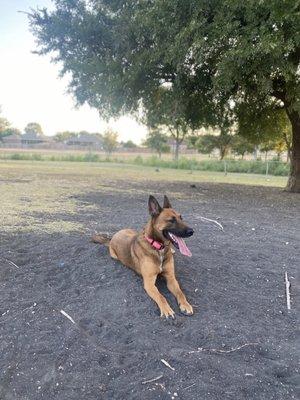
[[0, 150, 290, 177]]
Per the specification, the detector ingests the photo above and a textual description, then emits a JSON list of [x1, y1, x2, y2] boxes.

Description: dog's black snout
[[185, 228, 194, 237]]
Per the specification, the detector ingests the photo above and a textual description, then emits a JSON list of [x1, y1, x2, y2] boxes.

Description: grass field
[[0, 160, 287, 234], [0, 150, 290, 176]]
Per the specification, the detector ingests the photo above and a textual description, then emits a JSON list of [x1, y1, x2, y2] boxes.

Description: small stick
[[183, 383, 196, 390], [285, 271, 291, 310], [188, 342, 258, 354], [142, 375, 163, 384], [160, 359, 175, 371], [197, 216, 224, 231], [4, 258, 20, 269], [60, 309, 75, 324]]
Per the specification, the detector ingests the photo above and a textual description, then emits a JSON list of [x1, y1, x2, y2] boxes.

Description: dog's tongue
[[174, 235, 192, 257]]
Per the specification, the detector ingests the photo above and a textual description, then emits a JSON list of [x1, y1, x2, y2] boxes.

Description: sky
[[0, 0, 148, 143]]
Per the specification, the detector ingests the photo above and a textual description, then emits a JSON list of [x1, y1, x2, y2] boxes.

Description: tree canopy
[[102, 129, 118, 155], [24, 122, 43, 136], [0, 109, 21, 141], [144, 129, 170, 158], [122, 140, 137, 149], [30, 0, 300, 191]]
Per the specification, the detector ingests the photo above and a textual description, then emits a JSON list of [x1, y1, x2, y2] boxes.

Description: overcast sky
[[0, 0, 147, 143]]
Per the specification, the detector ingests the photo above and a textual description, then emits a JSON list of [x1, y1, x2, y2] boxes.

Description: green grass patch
[[0, 152, 290, 176], [132, 156, 289, 176]]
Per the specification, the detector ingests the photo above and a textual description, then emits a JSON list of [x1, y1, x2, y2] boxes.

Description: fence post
[[223, 160, 227, 176], [265, 161, 269, 177]]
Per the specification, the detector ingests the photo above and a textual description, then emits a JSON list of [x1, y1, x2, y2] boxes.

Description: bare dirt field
[[0, 161, 299, 399]]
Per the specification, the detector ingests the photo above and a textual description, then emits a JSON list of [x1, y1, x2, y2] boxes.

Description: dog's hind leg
[[109, 246, 119, 260]]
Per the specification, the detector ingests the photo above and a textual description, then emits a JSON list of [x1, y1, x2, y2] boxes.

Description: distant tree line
[[0, 112, 46, 141], [143, 125, 291, 161]]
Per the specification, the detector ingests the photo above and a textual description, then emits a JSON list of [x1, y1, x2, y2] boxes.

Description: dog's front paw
[[179, 302, 193, 316], [160, 304, 175, 319]]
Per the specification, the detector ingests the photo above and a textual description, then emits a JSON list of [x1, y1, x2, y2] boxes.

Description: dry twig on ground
[[285, 271, 291, 310], [142, 375, 163, 384], [160, 359, 175, 371], [197, 216, 224, 231], [188, 342, 258, 355]]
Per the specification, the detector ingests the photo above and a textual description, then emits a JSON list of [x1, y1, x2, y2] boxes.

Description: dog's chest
[[158, 250, 166, 272]]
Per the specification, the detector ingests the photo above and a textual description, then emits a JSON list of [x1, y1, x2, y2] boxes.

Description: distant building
[[1, 134, 22, 147], [21, 132, 50, 146], [66, 133, 103, 149]]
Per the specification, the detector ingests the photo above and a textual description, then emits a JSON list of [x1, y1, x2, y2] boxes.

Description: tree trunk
[[282, 130, 292, 162], [286, 111, 300, 192], [174, 139, 180, 161], [253, 147, 258, 160], [220, 147, 226, 160]]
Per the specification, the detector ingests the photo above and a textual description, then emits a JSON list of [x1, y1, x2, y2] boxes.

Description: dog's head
[[148, 195, 193, 256]]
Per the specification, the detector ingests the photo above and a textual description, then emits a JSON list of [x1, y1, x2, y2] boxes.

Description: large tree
[[24, 122, 43, 136], [30, 0, 300, 191]]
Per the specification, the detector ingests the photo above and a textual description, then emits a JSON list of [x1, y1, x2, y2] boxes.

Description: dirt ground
[[0, 162, 299, 400]]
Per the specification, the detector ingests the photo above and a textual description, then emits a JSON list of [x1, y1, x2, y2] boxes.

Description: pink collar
[[145, 236, 165, 251]]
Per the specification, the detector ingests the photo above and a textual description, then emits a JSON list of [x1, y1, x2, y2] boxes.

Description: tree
[[143, 87, 195, 161], [197, 131, 233, 160], [238, 106, 292, 160], [0, 112, 21, 141], [54, 131, 77, 142], [231, 136, 256, 159], [123, 140, 137, 149], [102, 129, 118, 155], [29, 1, 300, 191], [273, 139, 287, 160], [0, 117, 11, 141], [144, 130, 170, 158], [0, 108, 21, 141], [0, 117, 10, 132], [24, 122, 43, 136], [0, 107, 11, 141]]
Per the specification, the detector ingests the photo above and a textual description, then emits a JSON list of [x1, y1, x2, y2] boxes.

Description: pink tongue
[[174, 235, 192, 257]]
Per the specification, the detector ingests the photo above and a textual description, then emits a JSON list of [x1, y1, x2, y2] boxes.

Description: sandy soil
[[0, 176, 299, 399]]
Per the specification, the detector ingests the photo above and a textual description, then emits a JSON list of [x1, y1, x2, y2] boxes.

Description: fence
[[132, 156, 290, 177], [0, 151, 289, 177]]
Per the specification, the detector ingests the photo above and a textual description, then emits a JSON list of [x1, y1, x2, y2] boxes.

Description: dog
[[92, 195, 194, 318]]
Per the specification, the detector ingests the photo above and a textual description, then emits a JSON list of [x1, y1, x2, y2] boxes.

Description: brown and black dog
[[92, 195, 194, 318]]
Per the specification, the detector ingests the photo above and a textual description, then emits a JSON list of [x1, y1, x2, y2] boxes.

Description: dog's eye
[[179, 215, 183, 220], [168, 217, 177, 223]]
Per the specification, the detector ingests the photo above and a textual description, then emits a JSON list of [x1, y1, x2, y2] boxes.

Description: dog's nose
[[185, 228, 194, 237]]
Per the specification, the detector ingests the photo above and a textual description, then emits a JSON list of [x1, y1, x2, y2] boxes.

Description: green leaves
[[102, 129, 118, 154], [144, 130, 170, 157], [24, 122, 43, 136]]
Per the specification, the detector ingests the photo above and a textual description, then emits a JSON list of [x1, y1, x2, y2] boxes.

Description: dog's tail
[[91, 233, 112, 247]]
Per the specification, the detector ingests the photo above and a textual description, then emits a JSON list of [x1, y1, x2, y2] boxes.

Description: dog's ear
[[163, 195, 172, 209], [148, 195, 162, 217]]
